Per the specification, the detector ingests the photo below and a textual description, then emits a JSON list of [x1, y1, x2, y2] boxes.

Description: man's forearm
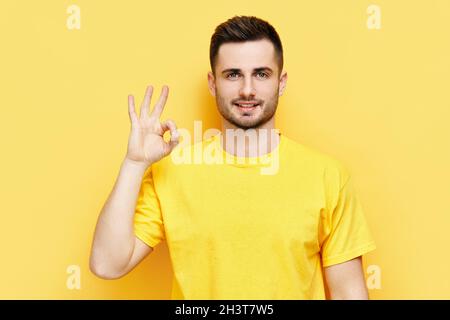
[[89, 158, 149, 278]]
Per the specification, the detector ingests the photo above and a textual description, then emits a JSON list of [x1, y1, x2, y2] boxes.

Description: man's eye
[[226, 72, 268, 79], [257, 72, 268, 78]]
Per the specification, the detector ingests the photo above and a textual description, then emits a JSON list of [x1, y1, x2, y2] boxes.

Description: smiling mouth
[[234, 102, 261, 111]]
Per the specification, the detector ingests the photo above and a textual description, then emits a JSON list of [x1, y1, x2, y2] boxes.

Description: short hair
[[209, 16, 284, 76]]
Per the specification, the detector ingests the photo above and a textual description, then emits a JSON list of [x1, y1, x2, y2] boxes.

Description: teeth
[[237, 103, 257, 107]]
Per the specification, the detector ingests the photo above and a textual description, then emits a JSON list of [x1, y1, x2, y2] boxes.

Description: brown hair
[[209, 16, 284, 76]]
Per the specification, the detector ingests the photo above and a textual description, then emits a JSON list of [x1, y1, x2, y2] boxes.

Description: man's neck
[[219, 120, 281, 158]]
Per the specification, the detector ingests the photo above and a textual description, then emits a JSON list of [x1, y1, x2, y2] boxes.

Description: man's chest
[[159, 172, 326, 251]]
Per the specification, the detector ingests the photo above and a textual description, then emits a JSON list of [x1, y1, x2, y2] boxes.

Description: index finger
[[150, 85, 169, 118]]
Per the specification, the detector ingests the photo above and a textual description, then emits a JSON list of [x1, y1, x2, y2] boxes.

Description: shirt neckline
[[211, 130, 286, 168]]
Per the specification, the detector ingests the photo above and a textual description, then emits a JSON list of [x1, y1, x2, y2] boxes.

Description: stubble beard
[[215, 90, 279, 130]]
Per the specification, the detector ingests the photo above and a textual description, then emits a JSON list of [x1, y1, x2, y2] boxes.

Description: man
[[89, 15, 376, 299]]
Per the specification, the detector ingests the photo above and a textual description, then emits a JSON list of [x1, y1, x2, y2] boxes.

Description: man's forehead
[[216, 39, 277, 71]]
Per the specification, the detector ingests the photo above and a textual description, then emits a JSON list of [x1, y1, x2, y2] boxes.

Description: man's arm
[[89, 158, 153, 279], [89, 85, 179, 279], [90, 235, 154, 280], [323, 256, 369, 299]]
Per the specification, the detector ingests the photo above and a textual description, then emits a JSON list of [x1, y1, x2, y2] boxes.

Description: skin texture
[[90, 37, 370, 299]]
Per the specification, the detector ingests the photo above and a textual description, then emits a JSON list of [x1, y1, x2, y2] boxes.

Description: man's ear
[[207, 71, 216, 97], [278, 71, 288, 96]]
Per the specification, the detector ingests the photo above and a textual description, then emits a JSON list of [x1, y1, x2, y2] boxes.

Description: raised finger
[[150, 85, 169, 118], [128, 95, 138, 125], [140, 85, 153, 119]]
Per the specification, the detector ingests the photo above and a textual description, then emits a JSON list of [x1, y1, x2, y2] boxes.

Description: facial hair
[[215, 88, 279, 129]]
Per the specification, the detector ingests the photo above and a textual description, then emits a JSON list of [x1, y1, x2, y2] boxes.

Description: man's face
[[208, 39, 287, 129]]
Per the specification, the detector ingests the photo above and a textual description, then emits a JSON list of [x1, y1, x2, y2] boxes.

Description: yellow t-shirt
[[133, 132, 376, 299]]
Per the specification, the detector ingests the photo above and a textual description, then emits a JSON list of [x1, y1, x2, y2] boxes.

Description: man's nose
[[239, 77, 256, 97]]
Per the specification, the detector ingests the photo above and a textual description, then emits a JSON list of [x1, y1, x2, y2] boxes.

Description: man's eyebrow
[[221, 67, 274, 74]]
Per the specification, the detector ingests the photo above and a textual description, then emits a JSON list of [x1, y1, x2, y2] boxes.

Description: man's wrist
[[122, 157, 151, 173]]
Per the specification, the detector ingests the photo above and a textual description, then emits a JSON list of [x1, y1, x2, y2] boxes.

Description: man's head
[[208, 16, 287, 129]]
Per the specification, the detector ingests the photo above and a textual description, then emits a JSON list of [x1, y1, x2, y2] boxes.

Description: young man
[[89, 16, 376, 299]]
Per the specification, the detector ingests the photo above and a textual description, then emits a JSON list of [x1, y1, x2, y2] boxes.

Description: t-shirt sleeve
[[133, 166, 165, 248], [319, 168, 376, 267]]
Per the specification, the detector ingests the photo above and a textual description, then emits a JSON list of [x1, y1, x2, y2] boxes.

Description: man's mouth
[[234, 102, 261, 111]]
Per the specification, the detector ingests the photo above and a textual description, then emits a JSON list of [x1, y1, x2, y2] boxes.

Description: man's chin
[[228, 116, 265, 129], [219, 105, 272, 129]]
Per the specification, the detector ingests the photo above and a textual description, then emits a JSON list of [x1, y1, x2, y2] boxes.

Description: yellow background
[[1, 0, 449, 299]]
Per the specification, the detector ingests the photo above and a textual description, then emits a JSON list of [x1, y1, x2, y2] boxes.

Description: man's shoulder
[[282, 135, 341, 165], [282, 135, 350, 182]]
